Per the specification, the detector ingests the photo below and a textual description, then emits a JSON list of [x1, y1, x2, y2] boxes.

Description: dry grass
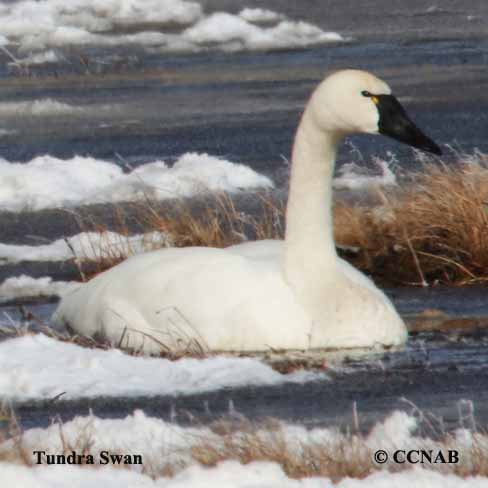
[[69, 153, 488, 286], [190, 417, 374, 482], [138, 192, 284, 248], [0, 406, 123, 468], [334, 152, 488, 285], [2, 408, 488, 480], [0, 314, 211, 362], [190, 418, 488, 480], [71, 191, 284, 279], [65, 206, 172, 280]]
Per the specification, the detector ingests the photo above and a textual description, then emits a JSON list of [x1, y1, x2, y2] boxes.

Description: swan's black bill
[[375, 95, 442, 155]]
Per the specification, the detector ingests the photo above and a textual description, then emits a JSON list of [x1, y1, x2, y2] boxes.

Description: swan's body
[[54, 240, 405, 353], [53, 70, 440, 353]]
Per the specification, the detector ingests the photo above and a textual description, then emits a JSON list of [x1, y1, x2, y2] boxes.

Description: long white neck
[[284, 106, 342, 295]]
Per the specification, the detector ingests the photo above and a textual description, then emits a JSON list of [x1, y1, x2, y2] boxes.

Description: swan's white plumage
[[54, 240, 405, 353], [53, 69, 410, 353]]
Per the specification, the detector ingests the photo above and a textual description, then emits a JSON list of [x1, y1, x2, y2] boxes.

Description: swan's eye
[[362, 91, 379, 105]]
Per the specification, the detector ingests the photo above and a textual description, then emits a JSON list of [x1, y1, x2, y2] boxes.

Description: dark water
[[1, 38, 488, 173], [0, 0, 487, 173], [1, 0, 488, 432], [204, 0, 488, 43], [4, 287, 488, 432], [9, 328, 488, 433]]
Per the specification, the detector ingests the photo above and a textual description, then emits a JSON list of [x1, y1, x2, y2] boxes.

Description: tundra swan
[[53, 69, 441, 353]]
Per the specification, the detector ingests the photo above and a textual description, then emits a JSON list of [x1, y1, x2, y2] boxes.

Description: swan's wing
[[53, 244, 310, 352], [226, 239, 283, 265]]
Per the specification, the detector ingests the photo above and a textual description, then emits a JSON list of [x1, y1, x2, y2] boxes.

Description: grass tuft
[[56, 151, 488, 286], [334, 152, 488, 285], [2, 408, 488, 480]]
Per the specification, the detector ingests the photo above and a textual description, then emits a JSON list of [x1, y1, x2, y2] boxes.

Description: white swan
[[53, 69, 441, 354]]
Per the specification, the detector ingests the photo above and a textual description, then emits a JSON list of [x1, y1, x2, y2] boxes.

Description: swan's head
[[309, 69, 441, 155]]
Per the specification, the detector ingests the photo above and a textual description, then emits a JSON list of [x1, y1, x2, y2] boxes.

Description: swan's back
[[54, 242, 312, 353], [54, 239, 405, 353]]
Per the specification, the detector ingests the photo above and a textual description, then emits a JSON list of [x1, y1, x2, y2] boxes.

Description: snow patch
[[366, 410, 418, 449], [0, 334, 321, 401], [0, 155, 121, 211], [0, 98, 84, 116], [0, 411, 486, 486], [0, 0, 344, 54], [0, 153, 273, 212], [9, 49, 61, 67], [334, 160, 397, 190], [0, 276, 79, 303], [0, 461, 485, 487], [238, 8, 285, 24], [184, 13, 341, 51], [105, 152, 274, 203], [0, 231, 169, 264]]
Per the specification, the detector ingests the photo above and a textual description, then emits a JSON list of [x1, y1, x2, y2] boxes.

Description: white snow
[[0, 231, 169, 264], [0, 463, 159, 488], [0, 462, 486, 488], [184, 13, 342, 51], [238, 8, 285, 24], [0, 0, 344, 54], [9, 49, 61, 67], [158, 464, 488, 487], [0, 152, 273, 212], [105, 152, 274, 202], [0, 410, 486, 486], [0, 98, 84, 116], [0, 155, 120, 211], [0, 231, 169, 301], [0, 275, 79, 303], [0, 98, 117, 117], [0, 334, 321, 401], [334, 160, 397, 191], [3, 410, 216, 468], [0, 151, 403, 213]]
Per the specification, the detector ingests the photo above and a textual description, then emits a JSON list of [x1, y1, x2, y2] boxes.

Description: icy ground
[[1, 461, 483, 487], [0, 152, 273, 212], [0, 0, 344, 61], [0, 151, 400, 213], [0, 334, 322, 400], [0, 409, 486, 487]]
